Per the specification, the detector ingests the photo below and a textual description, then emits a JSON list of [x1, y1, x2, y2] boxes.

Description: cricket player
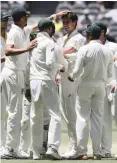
[[113, 53, 117, 159], [0, 11, 10, 156], [30, 18, 68, 160], [95, 22, 117, 158], [1, 7, 38, 158], [57, 12, 85, 159], [68, 24, 113, 160], [18, 10, 70, 158]]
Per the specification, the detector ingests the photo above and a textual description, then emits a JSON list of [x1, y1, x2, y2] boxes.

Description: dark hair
[[62, 12, 78, 22]]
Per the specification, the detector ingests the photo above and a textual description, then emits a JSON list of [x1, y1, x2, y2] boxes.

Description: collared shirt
[[57, 29, 85, 75], [0, 35, 7, 70], [30, 32, 68, 81], [104, 40, 117, 55], [72, 40, 113, 83], [5, 24, 32, 71], [104, 40, 117, 83], [114, 52, 117, 81], [58, 29, 85, 50]]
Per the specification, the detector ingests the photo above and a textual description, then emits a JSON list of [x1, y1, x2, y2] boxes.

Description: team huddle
[[0, 7, 117, 160]]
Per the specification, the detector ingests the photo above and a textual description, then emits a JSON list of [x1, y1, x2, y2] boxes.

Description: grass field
[[1, 120, 117, 163]]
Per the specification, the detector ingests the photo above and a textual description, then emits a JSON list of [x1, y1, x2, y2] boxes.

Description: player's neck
[[68, 28, 76, 37], [100, 36, 106, 45]]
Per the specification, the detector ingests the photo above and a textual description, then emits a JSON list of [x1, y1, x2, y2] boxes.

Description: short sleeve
[[24, 26, 32, 37], [6, 30, 16, 45]]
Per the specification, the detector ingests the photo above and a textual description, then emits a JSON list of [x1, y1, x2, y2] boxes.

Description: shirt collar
[[12, 24, 24, 32], [67, 29, 78, 39], [37, 32, 51, 39], [89, 40, 102, 44]]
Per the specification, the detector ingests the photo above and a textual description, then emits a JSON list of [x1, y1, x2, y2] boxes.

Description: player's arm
[[63, 47, 77, 59], [31, 10, 71, 31], [68, 48, 84, 81], [49, 10, 71, 20], [6, 39, 37, 56], [63, 47, 77, 55], [63, 38, 85, 58], [113, 55, 117, 61]]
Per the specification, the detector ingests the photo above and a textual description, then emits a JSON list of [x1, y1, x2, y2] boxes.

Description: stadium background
[[1, 1, 117, 42], [1, 1, 117, 162]]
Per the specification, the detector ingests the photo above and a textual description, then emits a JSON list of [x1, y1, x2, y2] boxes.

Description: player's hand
[[111, 83, 116, 93], [113, 55, 117, 62], [60, 65, 65, 72], [26, 39, 37, 51], [55, 73, 61, 85], [63, 53, 69, 59], [56, 10, 71, 17], [68, 74, 74, 82]]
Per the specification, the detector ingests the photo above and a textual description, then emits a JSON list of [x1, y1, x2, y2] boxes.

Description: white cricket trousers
[[1, 67, 25, 151], [19, 97, 50, 153], [76, 82, 105, 155], [101, 86, 113, 155], [19, 93, 31, 152], [30, 79, 61, 154], [0, 77, 7, 147], [59, 76, 78, 151], [114, 86, 117, 127]]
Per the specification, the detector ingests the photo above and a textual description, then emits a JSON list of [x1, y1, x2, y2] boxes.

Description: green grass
[[1, 120, 117, 163]]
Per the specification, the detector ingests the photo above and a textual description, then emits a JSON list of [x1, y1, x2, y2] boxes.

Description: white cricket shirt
[[5, 24, 32, 71], [72, 40, 113, 83], [30, 32, 68, 81]]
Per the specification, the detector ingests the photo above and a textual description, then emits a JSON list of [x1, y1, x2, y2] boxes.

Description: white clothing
[[0, 36, 7, 147], [104, 40, 117, 55], [1, 67, 25, 151], [101, 41, 117, 155], [30, 32, 68, 81], [114, 86, 117, 127], [30, 80, 61, 153], [19, 94, 31, 152], [2, 24, 32, 151], [72, 40, 113, 155], [113, 57, 117, 127], [57, 29, 85, 151], [5, 24, 32, 71], [30, 32, 67, 155], [72, 40, 113, 82], [0, 36, 6, 71]]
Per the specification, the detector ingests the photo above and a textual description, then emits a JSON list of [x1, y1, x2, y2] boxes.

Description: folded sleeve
[[6, 31, 16, 45]]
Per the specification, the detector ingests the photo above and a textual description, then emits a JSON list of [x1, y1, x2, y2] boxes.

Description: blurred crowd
[[54, 1, 117, 42], [1, 1, 117, 42]]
